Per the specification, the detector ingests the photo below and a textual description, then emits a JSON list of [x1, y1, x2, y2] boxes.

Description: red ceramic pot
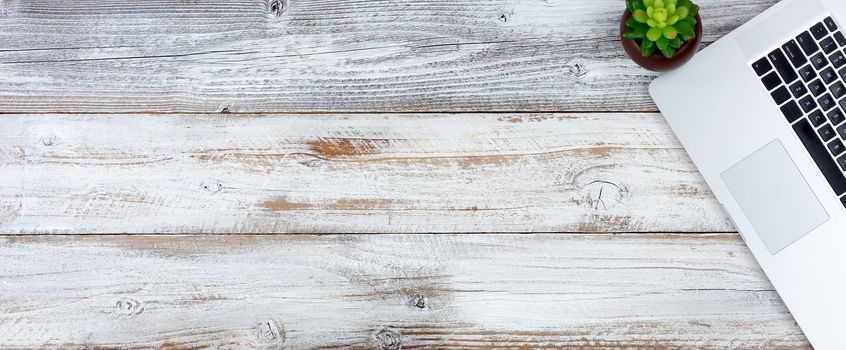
[[620, 10, 703, 72]]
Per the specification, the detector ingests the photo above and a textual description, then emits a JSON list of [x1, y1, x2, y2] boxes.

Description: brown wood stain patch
[[181, 294, 228, 304], [674, 184, 703, 197], [326, 198, 394, 211], [156, 342, 208, 350], [260, 197, 314, 211], [498, 116, 524, 123], [307, 138, 386, 158]]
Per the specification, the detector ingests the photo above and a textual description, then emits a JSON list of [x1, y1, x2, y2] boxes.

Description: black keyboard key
[[822, 67, 838, 84], [770, 49, 799, 83], [831, 50, 846, 68], [839, 98, 846, 116], [837, 122, 846, 139], [838, 153, 846, 171], [829, 139, 846, 156], [811, 109, 827, 127], [826, 16, 838, 31], [836, 32, 846, 46], [797, 31, 820, 55], [781, 100, 803, 123], [829, 107, 846, 126], [801, 95, 818, 112], [812, 22, 829, 39], [789, 80, 808, 98], [839, 66, 846, 81], [841, 195, 846, 208], [809, 79, 826, 96], [795, 119, 846, 195], [819, 93, 836, 111], [820, 124, 837, 141], [771, 86, 791, 105], [811, 52, 829, 69], [821, 37, 837, 54], [799, 65, 817, 82], [783, 40, 807, 67], [833, 81, 846, 98], [761, 71, 781, 90], [752, 57, 773, 76]]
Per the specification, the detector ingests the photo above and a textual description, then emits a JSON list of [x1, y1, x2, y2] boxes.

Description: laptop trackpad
[[721, 140, 828, 254]]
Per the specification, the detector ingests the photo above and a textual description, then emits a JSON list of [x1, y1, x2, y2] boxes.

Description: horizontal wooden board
[[0, 113, 732, 233], [0, 0, 778, 113], [0, 234, 809, 349]]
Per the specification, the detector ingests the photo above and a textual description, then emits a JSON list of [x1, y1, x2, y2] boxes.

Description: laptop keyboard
[[753, 16, 846, 209]]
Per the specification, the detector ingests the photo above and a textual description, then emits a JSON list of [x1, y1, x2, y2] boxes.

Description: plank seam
[[0, 110, 661, 115]]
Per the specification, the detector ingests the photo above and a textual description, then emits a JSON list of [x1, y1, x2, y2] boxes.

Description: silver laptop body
[[651, 0, 846, 348]]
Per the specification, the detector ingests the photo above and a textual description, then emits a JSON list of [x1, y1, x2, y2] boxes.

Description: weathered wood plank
[[0, 113, 732, 233], [0, 234, 809, 349], [0, 0, 778, 113]]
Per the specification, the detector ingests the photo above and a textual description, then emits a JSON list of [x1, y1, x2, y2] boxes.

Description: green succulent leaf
[[689, 4, 699, 18], [676, 6, 689, 20], [656, 35, 670, 51], [627, 16, 640, 27], [669, 37, 682, 48], [624, 32, 641, 40], [646, 26, 663, 41], [633, 9, 649, 22], [675, 21, 693, 34], [641, 39, 657, 57], [634, 25, 648, 38], [660, 46, 677, 58], [663, 26, 678, 39], [645, 46, 657, 56], [667, 15, 679, 25]]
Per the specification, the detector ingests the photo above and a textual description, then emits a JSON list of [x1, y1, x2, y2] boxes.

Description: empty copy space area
[[0, 0, 810, 348]]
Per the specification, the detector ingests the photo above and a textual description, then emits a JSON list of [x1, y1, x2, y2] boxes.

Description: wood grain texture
[[0, 0, 777, 113], [0, 234, 809, 349], [1, 0, 804, 346], [0, 113, 732, 234]]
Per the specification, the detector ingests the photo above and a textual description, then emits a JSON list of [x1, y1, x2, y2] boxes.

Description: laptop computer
[[650, 0, 846, 347]]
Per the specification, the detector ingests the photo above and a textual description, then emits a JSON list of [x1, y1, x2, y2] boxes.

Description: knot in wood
[[39, 136, 57, 147], [268, 0, 286, 17], [373, 327, 401, 350], [411, 294, 427, 309], [201, 181, 223, 193], [256, 317, 286, 344], [581, 180, 629, 210], [115, 297, 144, 315], [499, 12, 509, 22], [569, 63, 587, 77]]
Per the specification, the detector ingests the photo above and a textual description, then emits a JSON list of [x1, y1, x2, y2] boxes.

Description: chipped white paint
[[0, 0, 778, 112], [0, 113, 731, 233], [0, 234, 809, 349]]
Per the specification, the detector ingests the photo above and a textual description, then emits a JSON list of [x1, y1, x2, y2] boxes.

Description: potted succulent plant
[[621, 0, 703, 72]]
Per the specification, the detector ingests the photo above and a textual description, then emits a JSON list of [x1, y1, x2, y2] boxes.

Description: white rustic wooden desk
[[0, 0, 812, 348]]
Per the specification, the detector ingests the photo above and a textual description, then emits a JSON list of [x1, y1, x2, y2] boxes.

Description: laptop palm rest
[[721, 140, 829, 254]]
